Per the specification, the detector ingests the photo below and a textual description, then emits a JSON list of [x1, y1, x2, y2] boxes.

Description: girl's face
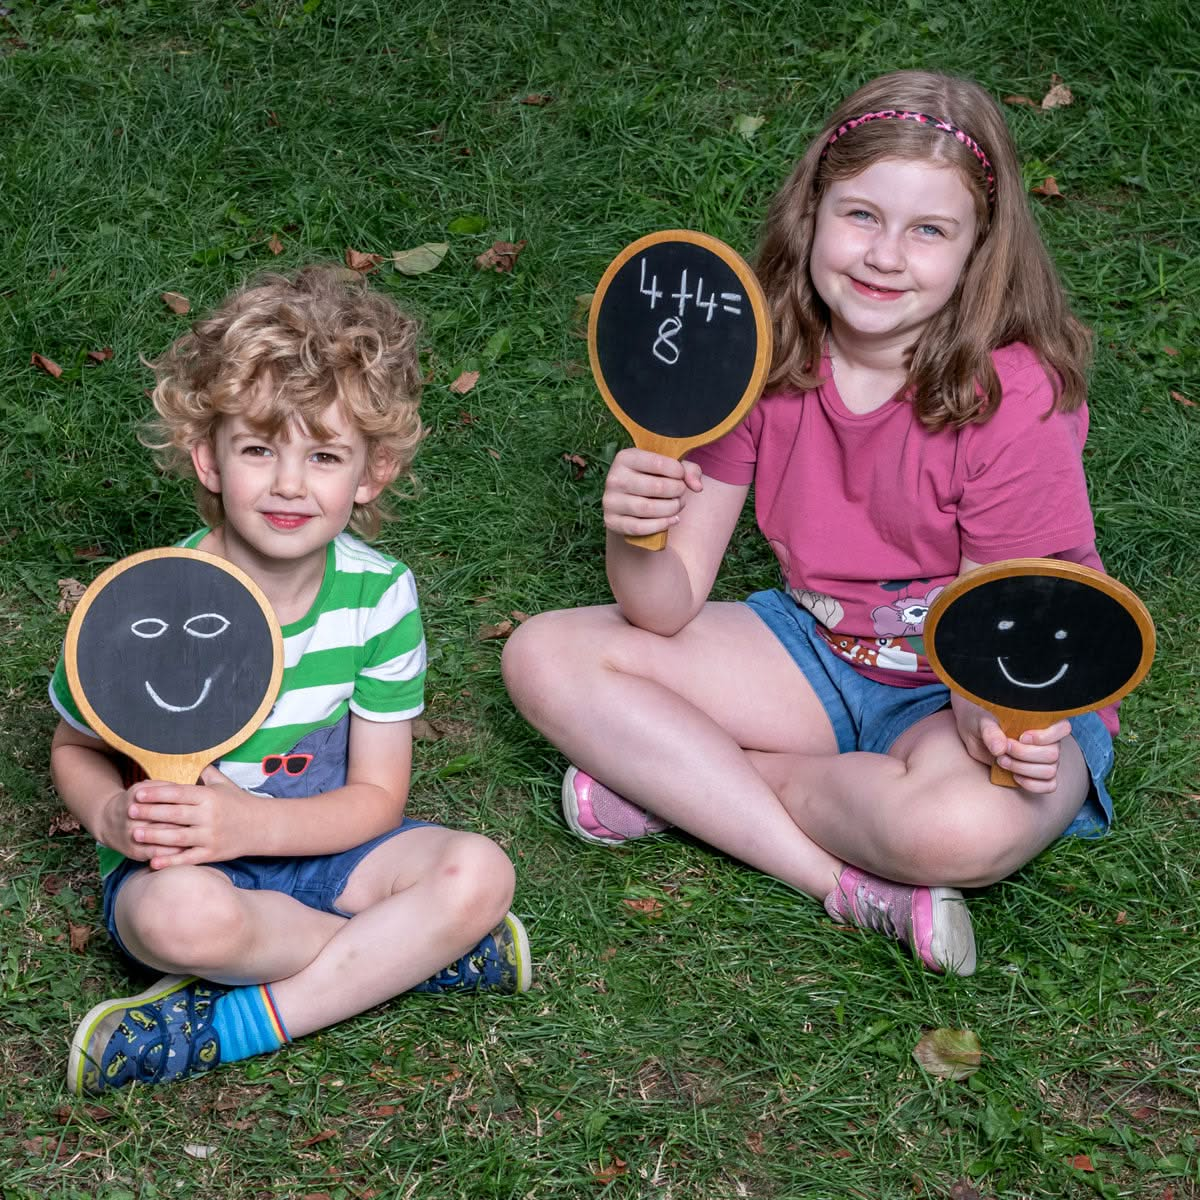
[[809, 157, 978, 358]]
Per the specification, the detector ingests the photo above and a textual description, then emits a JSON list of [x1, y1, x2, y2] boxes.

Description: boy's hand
[[952, 694, 1072, 793], [97, 785, 187, 865], [603, 448, 703, 538], [125, 767, 254, 870]]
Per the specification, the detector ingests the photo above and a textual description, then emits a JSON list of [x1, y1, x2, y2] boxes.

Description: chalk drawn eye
[[130, 617, 168, 639], [184, 612, 230, 639], [1055, 629, 1068, 640], [997, 619, 1014, 631]]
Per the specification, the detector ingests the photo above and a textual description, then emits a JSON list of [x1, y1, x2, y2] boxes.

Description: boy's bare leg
[[114, 827, 515, 1036]]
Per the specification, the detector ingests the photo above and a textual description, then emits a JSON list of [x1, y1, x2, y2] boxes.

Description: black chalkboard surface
[[65, 548, 283, 783], [589, 230, 772, 549], [925, 559, 1154, 786]]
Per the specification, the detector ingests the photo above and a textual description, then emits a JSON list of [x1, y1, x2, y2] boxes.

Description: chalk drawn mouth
[[996, 658, 1068, 690], [144, 677, 213, 713]]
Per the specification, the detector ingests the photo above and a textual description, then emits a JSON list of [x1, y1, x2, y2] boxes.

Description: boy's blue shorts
[[744, 589, 1114, 839], [102, 816, 439, 969]]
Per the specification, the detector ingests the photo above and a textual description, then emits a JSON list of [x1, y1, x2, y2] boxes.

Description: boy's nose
[[271, 460, 307, 498]]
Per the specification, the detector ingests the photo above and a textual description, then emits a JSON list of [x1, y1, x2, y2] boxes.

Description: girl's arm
[[602, 448, 749, 636]]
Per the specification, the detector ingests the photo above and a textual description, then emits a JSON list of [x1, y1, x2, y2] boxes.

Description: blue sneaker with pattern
[[68, 975, 226, 1095], [410, 912, 532, 994]]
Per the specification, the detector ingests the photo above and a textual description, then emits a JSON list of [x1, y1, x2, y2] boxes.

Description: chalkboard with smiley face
[[925, 559, 1154, 786], [65, 548, 283, 783]]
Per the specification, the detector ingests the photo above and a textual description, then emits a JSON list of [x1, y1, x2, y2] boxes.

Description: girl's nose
[[863, 231, 905, 273]]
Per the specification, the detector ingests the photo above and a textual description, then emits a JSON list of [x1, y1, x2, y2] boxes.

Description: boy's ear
[[355, 449, 400, 505], [190, 439, 222, 494]]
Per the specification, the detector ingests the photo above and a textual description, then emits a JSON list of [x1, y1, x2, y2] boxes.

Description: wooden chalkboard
[[925, 559, 1154, 787], [65, 548, 283, 784], [589, 229, 772, 550]]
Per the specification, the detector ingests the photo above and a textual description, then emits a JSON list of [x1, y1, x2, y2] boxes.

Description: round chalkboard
[[589, 230, 772, 549], [65, 548, 284, 783], [925, 559, 1154, 785]]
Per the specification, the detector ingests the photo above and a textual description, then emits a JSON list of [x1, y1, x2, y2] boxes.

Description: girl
[[502, 70, 1115, 976]]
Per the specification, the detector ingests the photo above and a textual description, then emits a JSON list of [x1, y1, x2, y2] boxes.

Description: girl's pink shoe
[[561, 767, 671, 845], [823, 866, 977, 976]]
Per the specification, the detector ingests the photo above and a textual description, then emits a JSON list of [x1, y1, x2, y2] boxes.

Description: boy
[[49, 265, 530, 1096]]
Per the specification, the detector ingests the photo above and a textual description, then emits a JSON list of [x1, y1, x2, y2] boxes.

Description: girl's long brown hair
[[757, 70, 1091, 429]]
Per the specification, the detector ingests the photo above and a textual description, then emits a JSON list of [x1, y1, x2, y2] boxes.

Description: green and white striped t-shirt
[[50, 530, 426, 877]]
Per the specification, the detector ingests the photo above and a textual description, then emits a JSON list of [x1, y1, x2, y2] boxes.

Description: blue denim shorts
[[745, 589, 1114, 839], [102, 817, 438, 967]]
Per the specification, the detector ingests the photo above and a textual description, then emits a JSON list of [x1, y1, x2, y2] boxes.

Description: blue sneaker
[[410, 912, 532, 994], [68, 975, 226, 1095]]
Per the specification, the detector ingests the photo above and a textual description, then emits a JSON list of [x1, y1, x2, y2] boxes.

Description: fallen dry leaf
[[412, 717, 444, 742], [31, 352, 63, 378], [48, 811, 82, 837], [1031, 176, 1063, 199], [69, 922, 93, 953], [392, 242, 448, 275], [1115, 910, 1128, 924], [1068, 1154, 1095, 1172], [562, 451, 587, 479], [474, 239, 527, 273], [55, 1102, 113, 1124], [1170, 390, 1194, 408], [296, 1129, 338, 1148], [1128, 1104, 1155, 1121], [519, 93, 553, 106], [183, 1143, 218, 1159], [1042, 75, 1074, 109], [161, 291, 190, 314], [1163, 345, 1178, 356], [57, 578, 87, 614], [912, 1028, 982, 1081], [734, 113, 766, 140], [486, 447, 501, 459], [591, 1157, 628, 1183], [622, 896, 664, 917], [86, 347, 113, 363], [477, 619, 515, 641], [1003, 94, 1039, 108], [949, 1182, 982, 1200], [268, 234, 284, 256], [266, 110, 281, 127], [449, 370, 479, 395], [745, 1130, 766, 1154], [344, 248, 384, 273], [510, 610, 530, 623]]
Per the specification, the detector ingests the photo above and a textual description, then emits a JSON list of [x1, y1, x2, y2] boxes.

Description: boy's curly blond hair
[[145, 265, 424, 539]]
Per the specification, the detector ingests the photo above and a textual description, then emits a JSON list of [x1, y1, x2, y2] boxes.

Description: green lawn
[[1, 2, 1197, 1197]]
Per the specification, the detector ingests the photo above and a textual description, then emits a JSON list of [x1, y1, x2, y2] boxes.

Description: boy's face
[[191, 400, 392, 570]]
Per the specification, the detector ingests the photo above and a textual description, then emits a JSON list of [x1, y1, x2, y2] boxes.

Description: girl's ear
[[191, 439, 222, 495], [355, 448, 400, 506]]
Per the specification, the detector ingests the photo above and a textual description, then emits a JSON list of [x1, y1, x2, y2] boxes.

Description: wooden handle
[[624, 529, 668, 552], [989, 761, 1018, 788], [135, 751, 208, 786]]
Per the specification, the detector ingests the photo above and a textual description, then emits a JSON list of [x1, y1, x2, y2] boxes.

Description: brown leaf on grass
[[296, 1129, 339, 1147], [477, 619, 515, 641], [86, 347, 113, 363], [1115, 910, 1128, 924], [31, 352, 63, 378], [344, 248, 384, 273], [373, 1103, 405, 1116], [1031, 176, 1063, 199], [1041, 75, 1074, 109], [562, 451, 587, 479], [74, 544, 104, 560], [268, 234, 284, 256], [69, 922, 93, 953], [1127, 1104, 1155, 1120], [48, 811, 81, 837], [161, 291, 190, 314], [519, 93, 554, 106], [266, 110, 281, 127], [412, 718, 444, 742], [622, 896, 663, 917], [1171, 390, 1195, 408], [391, 242, 448, 275], [57, 577, 87, 614], [1068, 1155, 1095, 1172], [1003, 94, 1039, 108], [949, 1182, 982, 1200], [55, 1102, 114, 1123], [486, 447, 501, 460], [510, 610, 530, 623], [1163, 345, 1178, 356], [474, 239, 527, 273], [745, 1130, 766, 1154], [449, 370, 479, 395], [590, 1157, 627, 1183], [912, 1028, 982, 1080]]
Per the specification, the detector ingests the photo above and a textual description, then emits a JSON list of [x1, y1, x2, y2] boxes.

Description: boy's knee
[[435, 833, 515, 928], [120, 868, 244, 964]]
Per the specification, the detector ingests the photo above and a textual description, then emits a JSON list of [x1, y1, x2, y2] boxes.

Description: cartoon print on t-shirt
[[871, 579, 944, 650], [790, 586, 846, 629], [252, 714, 350, 799]]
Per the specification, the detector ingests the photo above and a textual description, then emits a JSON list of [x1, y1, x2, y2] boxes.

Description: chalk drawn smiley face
[[927, 571, 1148, 714], [70, 554, 278, 756]]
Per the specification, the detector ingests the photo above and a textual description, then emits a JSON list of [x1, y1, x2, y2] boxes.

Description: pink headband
[[821, 109, 996, 202]]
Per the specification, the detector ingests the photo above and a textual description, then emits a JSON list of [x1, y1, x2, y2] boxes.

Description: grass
[[1, 1, 1198, 1197]]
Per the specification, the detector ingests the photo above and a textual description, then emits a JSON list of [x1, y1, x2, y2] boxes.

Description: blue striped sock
[[211, 984, 289, 1063]]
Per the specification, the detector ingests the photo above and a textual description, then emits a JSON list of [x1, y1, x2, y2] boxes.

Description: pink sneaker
[[824, 866, 977, 976], [561, 766, 671, 845]]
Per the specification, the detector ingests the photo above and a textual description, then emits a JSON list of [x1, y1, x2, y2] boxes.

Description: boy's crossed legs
[[70, 825, 527, 1094]]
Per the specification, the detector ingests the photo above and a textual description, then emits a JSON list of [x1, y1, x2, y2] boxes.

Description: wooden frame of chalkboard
[[64, 547, 284, 784], [925, 558, 1155, 785]]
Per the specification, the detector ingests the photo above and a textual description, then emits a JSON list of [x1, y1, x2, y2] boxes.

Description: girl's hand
[[602, 448, 703, 538], [125, 767, 254, 870], [952, 694, 1072, 793]]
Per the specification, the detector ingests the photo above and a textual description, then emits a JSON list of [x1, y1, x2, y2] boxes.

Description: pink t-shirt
[[690, 343, 1110, 721]]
